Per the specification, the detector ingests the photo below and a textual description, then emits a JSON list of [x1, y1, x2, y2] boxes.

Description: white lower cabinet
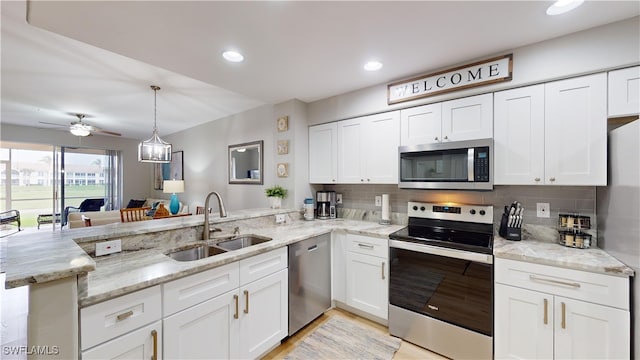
[[81, 248, 288, 360], [495, 258, 630, 359], [163, 289, 239, 359], [239, 269, 288, 359], [331, 232, 347, 303], [345, 234, 388, 320], [80, 285, 162, 359], [162, 247, 288, 360], [82, 321, 162, 360]]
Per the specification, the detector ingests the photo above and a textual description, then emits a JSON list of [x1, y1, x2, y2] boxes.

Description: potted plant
[[265, 185, 288, 209]]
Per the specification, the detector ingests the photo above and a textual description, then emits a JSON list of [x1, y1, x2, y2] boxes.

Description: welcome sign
[[388, 54, 513, 105]]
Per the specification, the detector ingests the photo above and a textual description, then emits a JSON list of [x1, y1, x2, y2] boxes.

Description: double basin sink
[[165, 235, 272, 262]]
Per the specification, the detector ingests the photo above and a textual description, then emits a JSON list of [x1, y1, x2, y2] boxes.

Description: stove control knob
[[412, 206, 418, 211], [470, 209, 476, 215], [479, 210, 486, 216], [420, 206, 426, 211]]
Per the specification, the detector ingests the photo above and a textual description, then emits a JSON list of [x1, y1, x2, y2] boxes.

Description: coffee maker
[[316, 191, 336, 219]]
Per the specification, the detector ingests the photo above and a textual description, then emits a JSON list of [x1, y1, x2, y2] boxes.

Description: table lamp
[[163, 180, 184, 215]]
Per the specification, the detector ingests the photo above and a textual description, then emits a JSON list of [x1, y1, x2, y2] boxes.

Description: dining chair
[[81, 215, 92, 227], [195, 206, 212, 215], [120, 207, 151, 223]]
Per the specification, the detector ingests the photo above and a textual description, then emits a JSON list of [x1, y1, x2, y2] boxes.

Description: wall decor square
[[277, 163, 289, 178], [277, 116, 289, 132], [277, 140, 289, 155]]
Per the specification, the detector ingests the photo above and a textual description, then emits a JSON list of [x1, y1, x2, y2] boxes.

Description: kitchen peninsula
[[3, 208, 404, 359]]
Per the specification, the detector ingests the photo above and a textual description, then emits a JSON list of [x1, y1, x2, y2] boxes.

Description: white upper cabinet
[[545, 73, 607, 185], [608, 66, 640, 117], [400, 103, 442, 146], [495, 74, 607, 186], [494, 84, 545, 185], [442, 93, 494, 141], [309, 122, 338, 184], [337, 111, 400, 184], [400, 93, 493, 146]]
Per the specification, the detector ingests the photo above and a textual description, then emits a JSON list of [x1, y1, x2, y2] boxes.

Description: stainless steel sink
[[214, 235, 272, 251], [165, 244, 228, 261]]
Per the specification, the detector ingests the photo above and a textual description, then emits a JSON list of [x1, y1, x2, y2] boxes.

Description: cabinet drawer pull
[[381, 262, 385, 280], [244, 290, 249, 314], [116, 310, 134, 322], [358, 243, 374, 249], [529, 275, 581, 288], [233, 294, 239, 319], [561, 302, 566, 329], [543, 298, 548, 325], [151, 329, 158, 360]]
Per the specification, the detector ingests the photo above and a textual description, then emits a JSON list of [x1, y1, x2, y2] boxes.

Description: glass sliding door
[[0, 141, 121, 231], [57, 147, 121, 227]]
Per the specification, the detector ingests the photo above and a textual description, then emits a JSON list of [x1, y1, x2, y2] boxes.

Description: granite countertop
[[78, 217, 403, 307], [4, 207, 633, 308], [494, 236, 635, 277]]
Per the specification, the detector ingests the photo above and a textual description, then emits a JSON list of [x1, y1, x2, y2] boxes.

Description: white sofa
[[68, 198, 186, 228]]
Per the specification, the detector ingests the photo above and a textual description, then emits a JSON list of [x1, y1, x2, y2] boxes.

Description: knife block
[[505, 227, 522, 241], [499, 212, 522, 241]]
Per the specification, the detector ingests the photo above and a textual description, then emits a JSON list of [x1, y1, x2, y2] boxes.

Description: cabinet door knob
[[361, 179, 364, 182], [367, 178, 371, 182], [534, 177, 541, 182], [434, 137, 439, 141], [332, 179, 336, 182], [550, 177, 556, 182], [444, 136, 448, 140]]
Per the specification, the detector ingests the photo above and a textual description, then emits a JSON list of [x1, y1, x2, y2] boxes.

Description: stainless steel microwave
[[398, 138, 493, 190]]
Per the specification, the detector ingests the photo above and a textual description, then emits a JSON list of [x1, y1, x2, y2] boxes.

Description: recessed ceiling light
[[222, 50, 244, 63], [364, 61, 383, 71], [546, 0, 584, 15]]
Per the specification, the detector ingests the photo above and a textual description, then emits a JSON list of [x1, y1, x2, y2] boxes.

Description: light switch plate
[[375, 196, 382, 207], [95, 239, 122, 256], [536, 203, 550, 218], [275, 214, 286, 224], [336, 193, 343, 204]]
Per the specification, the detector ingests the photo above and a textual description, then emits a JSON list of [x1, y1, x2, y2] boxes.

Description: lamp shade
[[163, 180, 184, 194]]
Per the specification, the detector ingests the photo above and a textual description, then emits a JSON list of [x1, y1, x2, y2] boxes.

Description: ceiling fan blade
[[94, 129, 122, 137], [38, 121, 66, 127]]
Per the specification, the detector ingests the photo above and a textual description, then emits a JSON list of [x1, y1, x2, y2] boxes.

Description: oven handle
[[389, 240, 493, 264]]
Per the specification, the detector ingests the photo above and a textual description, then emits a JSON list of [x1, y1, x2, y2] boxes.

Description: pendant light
[[138, 85, 172, 163]]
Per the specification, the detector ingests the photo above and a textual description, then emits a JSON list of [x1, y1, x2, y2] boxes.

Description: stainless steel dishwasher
[[288, 233, 331, 336]]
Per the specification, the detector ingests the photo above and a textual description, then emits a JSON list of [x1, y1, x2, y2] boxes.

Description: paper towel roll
[[381, 194, 390, 221]]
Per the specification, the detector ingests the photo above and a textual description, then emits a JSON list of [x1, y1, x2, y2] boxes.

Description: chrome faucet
[[203, 191, 228, 240]]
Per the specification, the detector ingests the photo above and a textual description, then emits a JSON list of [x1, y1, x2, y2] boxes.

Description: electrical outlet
[[275, 214, 286, 224], [95, 239, 122, 256], [375, 196, 382, 207], [336, 193, 343, 204], [537, 203, 550, 218]]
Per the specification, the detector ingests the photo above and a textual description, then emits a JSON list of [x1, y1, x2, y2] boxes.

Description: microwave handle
[[467, 148, 475, 182]]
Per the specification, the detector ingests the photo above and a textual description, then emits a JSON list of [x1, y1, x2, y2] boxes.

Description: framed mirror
[[229, 140, 263, 184]]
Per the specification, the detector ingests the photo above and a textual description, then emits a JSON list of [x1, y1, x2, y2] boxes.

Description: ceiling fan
[[39, 113, 121, 137]]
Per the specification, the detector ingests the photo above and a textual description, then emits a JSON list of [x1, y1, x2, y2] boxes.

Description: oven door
[[389, 240, 493, 336]]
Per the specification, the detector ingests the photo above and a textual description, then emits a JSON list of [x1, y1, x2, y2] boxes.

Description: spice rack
[[557, 213, 592, 249]]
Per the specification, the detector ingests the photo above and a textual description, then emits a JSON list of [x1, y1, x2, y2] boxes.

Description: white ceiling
[[2, 1, 639, 140]]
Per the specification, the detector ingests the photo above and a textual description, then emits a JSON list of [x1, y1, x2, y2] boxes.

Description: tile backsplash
[[320, 184, 596, 232]]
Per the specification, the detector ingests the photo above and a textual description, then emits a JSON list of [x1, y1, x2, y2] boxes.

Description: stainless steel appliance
[[597, 119, 639, 354], [316, 191, 336, 219], [288, 233, 331, 336], [389, 201, 494, 359], [398, 138, 493, 190]]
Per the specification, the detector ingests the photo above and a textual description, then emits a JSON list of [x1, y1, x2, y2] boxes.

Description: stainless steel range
[[389, 201, 494, 359]]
